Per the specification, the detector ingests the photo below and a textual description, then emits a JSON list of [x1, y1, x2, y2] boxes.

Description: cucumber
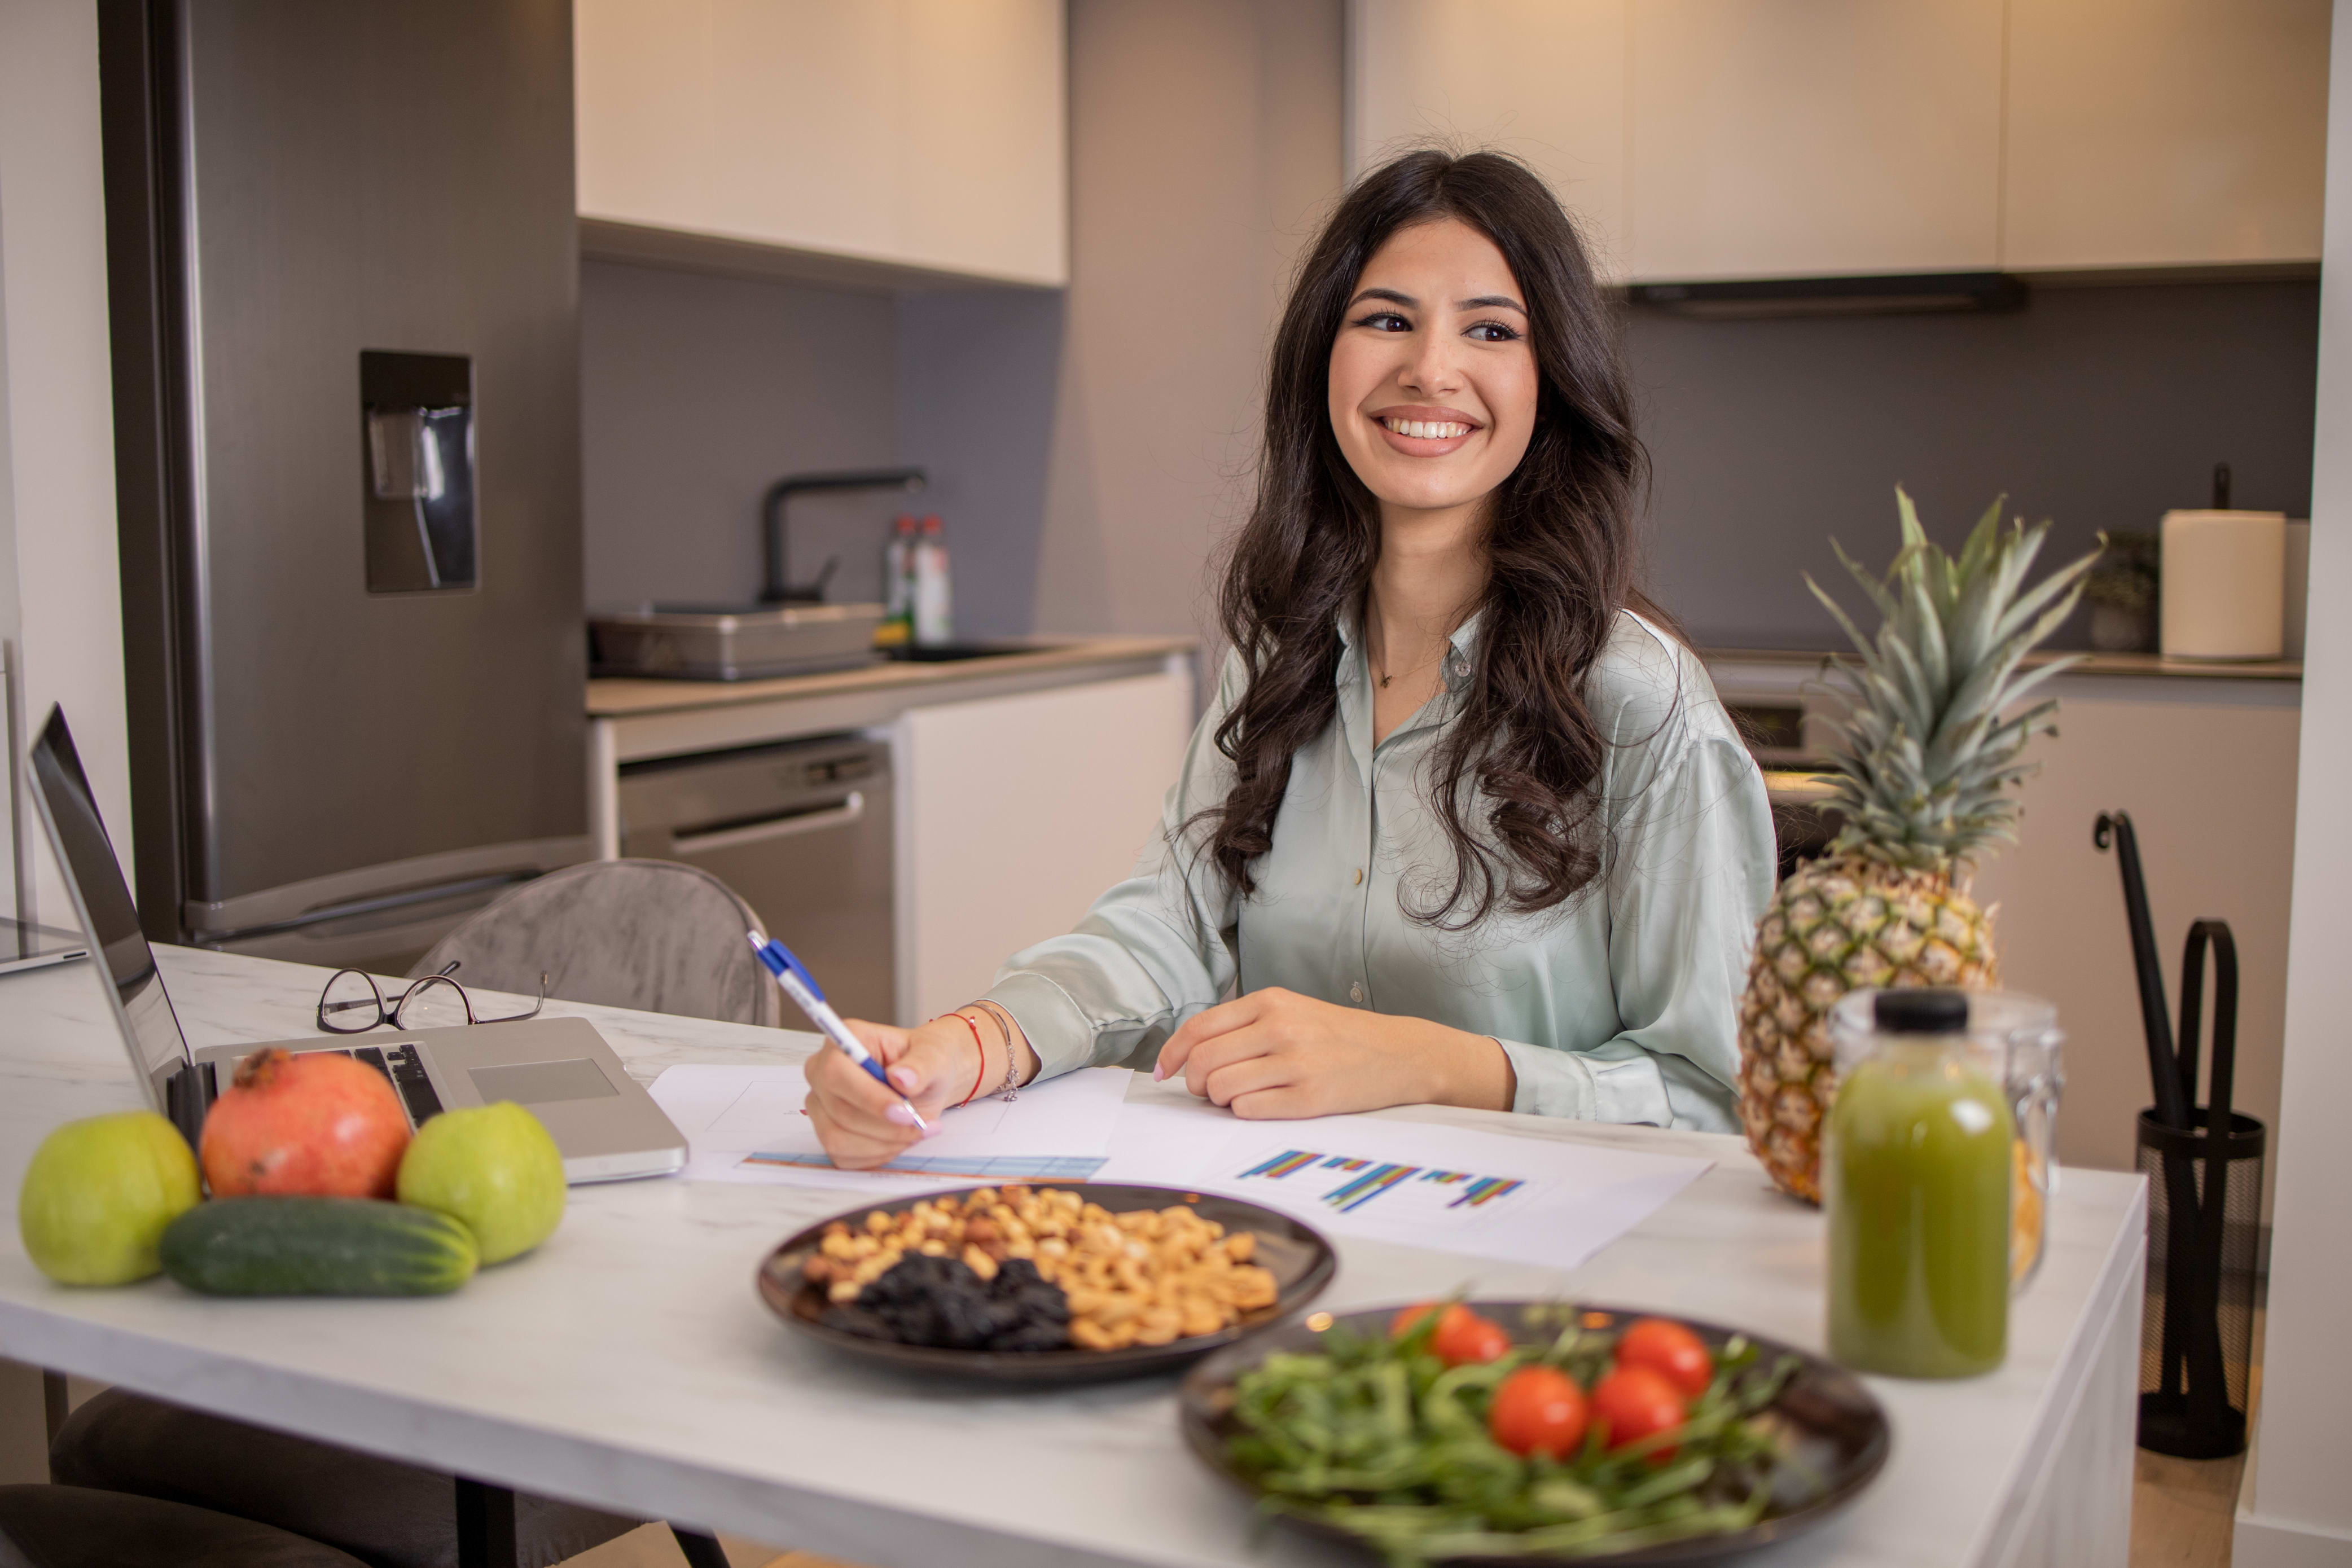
[[160, 1197, 478, 1297]]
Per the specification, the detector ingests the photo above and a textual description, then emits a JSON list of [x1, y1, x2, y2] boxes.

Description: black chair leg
[[455, 1477, 519, 1568], [41, 1372, 67, 1473], [671, 1525, 731, 1568]]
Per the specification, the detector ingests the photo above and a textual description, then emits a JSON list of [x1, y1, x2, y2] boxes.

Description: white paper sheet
[[1103, 1103, 1712, 1271], [647, 1062, 1133, 1192]]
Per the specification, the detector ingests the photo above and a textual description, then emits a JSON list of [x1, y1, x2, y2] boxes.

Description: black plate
[[757, 1183, 1337, 1385], [1181, 1300, 1892, 1566]]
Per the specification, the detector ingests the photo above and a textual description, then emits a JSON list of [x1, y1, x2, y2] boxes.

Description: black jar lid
[[1872, 988, 1970, 1034]]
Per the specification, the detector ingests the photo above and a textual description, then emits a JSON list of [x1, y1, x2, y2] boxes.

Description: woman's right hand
[[802, 1016, 976, 1169]]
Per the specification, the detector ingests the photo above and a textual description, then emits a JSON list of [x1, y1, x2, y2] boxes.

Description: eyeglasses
[[315, 961, 549, 1035]]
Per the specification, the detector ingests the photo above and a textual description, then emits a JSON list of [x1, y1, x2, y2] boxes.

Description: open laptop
[[29, 705, 686, 1184]]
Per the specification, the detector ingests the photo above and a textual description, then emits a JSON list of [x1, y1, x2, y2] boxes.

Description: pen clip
[[746, 930, 828, 1005]]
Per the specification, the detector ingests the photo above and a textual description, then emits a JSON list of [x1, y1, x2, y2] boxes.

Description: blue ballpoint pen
[[746, 930, 929, 1132]]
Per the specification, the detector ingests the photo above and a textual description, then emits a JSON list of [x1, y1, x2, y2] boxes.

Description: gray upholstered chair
[[0, 1482, 372, 1568], [409, 858, 782, 1028], [49, 859, 779, 1567]]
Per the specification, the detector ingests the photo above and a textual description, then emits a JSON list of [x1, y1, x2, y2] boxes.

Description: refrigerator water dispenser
[[361, 350, 476, 592]]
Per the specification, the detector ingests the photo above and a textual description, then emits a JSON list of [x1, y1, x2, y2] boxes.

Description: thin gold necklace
[[1373, 643, 1446, 689]]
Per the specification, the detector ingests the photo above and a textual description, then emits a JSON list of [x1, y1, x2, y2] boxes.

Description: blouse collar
[[1336, 602, 1484, 692]]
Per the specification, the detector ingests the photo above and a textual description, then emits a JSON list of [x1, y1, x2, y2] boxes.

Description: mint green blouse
[[983, 610, 1776, 1131]]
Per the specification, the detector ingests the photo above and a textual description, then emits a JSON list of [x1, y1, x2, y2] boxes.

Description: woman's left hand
[[1152, 987, 1515, 1118]]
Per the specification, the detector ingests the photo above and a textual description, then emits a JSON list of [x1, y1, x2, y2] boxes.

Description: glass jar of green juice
[[1824, 989, 2062, 1378]]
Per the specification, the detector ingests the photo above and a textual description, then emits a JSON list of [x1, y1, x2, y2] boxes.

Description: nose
[[1398, 326, 1463, 397]]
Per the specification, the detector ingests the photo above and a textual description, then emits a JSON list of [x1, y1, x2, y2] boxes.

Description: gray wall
[[1631, 279, 2322, 650], [579, 259, 899, 611], [894, 288, 1064, 639], [1030, 0, 1347, 640]]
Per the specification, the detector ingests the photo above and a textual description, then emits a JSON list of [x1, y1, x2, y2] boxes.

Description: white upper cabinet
[[1347, 0, 1630, 278], [576, 0, 1068, 288], [1625, 1, 2003, 281], [1347, 0, 2324, 282], [2002, 0, 2329, 271]]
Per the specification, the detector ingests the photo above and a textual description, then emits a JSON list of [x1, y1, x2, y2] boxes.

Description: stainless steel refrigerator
[[100, 0, 589, 972]]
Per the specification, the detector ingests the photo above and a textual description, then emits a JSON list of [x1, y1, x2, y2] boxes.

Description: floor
[[2132, 1451, 2246, 1568]]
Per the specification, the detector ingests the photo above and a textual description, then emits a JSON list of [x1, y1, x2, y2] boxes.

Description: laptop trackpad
[[468, 1058, 617, 1105]]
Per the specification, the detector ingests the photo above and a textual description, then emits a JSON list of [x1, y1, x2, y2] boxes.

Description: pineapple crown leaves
[[1804, 489, 2100, 873]]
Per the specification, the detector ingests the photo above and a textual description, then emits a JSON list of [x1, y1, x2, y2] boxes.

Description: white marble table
[[0, 947, 2144, 1568]]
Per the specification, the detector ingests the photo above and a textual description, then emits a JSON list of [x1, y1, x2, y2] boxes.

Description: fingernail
[[919, 1119, 944, 1139], [887, 1102, 920, 1127], [1152, 1061, 1167, 1081], [889, 1066, 919, 1091]]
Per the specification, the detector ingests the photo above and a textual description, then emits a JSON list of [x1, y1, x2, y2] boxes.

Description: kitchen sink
[[883, 640, 1067, 662]]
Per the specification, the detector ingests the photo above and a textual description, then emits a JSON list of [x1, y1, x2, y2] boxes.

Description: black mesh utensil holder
[[2137, 1108, 2266, 1458]]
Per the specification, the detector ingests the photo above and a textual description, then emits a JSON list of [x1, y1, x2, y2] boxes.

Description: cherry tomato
[[1590, 1364, 1688, 1461], [1614, 1317, 1714, 1400], [1487, 1366, 1589, 1460], [1389, 1301, 1445, 1338], [1389, 1302, 1512, 1367]]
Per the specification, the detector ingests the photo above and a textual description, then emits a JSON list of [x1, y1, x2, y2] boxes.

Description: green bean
[[1226, 1313, 1803, 1567]]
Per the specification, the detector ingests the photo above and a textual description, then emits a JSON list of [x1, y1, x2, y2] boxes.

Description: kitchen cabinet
[[896, 670, 1192, 1022], [1348, 0, 2324, 282], [1346, 0, 1628, 277], [2002, 0, 2329, 271], [575, 0, 1067, 288], [1625, 0, 2004, 281]]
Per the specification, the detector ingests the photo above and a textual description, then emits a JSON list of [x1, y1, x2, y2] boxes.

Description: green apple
[[396, 1103, 565, 1264], [19, 1111, 201, 1285]]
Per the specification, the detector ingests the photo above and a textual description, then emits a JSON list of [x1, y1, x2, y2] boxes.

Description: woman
[[808, 150, 1775, 1168]]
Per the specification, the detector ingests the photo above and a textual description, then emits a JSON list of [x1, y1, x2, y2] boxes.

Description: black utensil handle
[[2190, 920, 2240, 1139], [2095, 812, 2191, 1128]]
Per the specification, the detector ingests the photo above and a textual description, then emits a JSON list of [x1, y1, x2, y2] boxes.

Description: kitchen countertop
[[1704, 646, 2303, 681], [587, 635, 1199, 718], [0, 946, 2144, 1567]]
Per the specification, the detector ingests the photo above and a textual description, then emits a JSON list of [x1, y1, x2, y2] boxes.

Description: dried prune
[[826, 1252, 1072, 1352]]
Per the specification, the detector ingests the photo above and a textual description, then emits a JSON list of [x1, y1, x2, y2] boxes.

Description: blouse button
[[1352, 867, 1364, 886], [1349, 982, 1366, 1005]]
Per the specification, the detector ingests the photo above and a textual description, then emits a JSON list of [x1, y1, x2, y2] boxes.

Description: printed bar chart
[[1239, 1149, 1526, 1215]]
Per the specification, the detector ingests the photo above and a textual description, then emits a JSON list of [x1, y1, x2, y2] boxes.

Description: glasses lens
[[392, 976, 470, 1031], [319, 970, 383, 1032]]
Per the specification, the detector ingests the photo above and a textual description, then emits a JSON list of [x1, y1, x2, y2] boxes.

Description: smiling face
[[1326, 217, 1540, 524]]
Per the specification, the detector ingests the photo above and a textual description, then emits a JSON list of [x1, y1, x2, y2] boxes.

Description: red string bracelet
[[948, 1010, 989, 1107]]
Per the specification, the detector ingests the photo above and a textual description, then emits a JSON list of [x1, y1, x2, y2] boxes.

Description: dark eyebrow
[[1460, 294, 1526, 313], [1349, 287, 1416, 309]]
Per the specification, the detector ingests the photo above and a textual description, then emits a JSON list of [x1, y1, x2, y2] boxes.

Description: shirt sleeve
[[982, 655, 1247, 1079], [1499, 728, 1775, 1132]]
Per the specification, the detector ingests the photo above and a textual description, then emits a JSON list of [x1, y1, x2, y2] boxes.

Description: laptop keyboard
[[337, 1044, 446, 1127]]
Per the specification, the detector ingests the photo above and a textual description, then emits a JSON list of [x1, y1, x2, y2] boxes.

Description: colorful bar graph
[[1236, 1147, 1527, 1218]]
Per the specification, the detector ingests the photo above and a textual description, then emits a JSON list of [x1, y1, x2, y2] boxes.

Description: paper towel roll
[[2161, 510, 2285, 661]]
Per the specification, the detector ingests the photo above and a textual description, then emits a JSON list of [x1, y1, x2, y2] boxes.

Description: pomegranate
[[199, 1047, 411, 1199]]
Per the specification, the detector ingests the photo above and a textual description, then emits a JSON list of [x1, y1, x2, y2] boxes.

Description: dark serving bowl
[[1180, 1299, 1892, 1566], [757, 1182, 1337, 1385]]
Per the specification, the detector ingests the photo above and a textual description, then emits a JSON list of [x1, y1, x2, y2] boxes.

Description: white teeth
[[1383, 417, 1469, 440]]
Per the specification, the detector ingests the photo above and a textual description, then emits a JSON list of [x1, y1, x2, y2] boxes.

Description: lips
[[1370, 407, 1481, 457]]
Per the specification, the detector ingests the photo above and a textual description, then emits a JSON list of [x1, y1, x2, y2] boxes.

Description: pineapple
[[1738, 490, 2097, 1204]]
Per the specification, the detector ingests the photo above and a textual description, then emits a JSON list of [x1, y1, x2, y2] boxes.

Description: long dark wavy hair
[[1203, 148, 1660, 930]]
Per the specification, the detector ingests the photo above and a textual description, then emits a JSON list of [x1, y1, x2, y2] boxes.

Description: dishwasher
[[616, 734, 894, 1024]]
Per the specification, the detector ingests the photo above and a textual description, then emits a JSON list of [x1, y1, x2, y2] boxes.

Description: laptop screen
[[28, 706, 188, 1101]]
